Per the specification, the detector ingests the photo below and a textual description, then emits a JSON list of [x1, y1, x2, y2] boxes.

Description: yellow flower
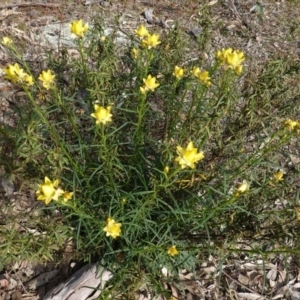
[[167, 245, 179, 256], [191, 66, 212, 85], [197, 70, 211, 86], [235, 65, 243, 75], [69, 19, 89, 38], [91, 105, 113, 125], [141, 34, 161, 49], [140, 74, 160, 94], [63, 191, 74, 202], [273, 170, 284, 183], [216, 48, 245, 74], [173, 66, 184, 79], [100, 36, 106, 42], [131, 48, 139, 59], [235, 179, 250, 195], [283, 119, 299, 131], [134, 25, 149, 39], [191, 66, 201, 77], [226, 50, 245, 74], [36, 177, 64, 205], [175, 141, 204, 169], [2, 63, 33, 86], [38, 70, 55, 90], [1, 37, 13, 46], [24, 75, 34, 86], [3, 63, 26, 83], [216, 48, 232, 63], [103, 217, 122, 239]]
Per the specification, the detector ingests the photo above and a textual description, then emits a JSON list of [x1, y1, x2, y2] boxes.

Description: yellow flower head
[[36, 177, 64, 205], [3, 63, 33, 86], [191, 66, 201, 77], [141, 34, 161, 49], [1, 36, 13, 46], [167, 245, 179, 256], [24, 75, 34, 86], [131, 48, 139, 60], [173, 66, 184, 79], [175, 141, 204, 169], [216, 48, 233, 63], [63, 191, 74, 202], [3, 63, 26, 83], [226, 50, 245, 74], [91, 105, 113, 125], [134, 25, 149, 39], [273, 170, 284, 183], [69, 19, 89, 38], [197, 70, 211, 87], [235, 65, 243, 75], [283, 119, 299, 131], [216, 48, 245, 75], [103, 217, 122, 239], [38, 70, 55, 90], [236, 179, 250, 194], [140, 74, 160, 94]]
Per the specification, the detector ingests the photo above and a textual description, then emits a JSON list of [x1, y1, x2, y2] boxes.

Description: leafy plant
[[1, 17, 300, 298]]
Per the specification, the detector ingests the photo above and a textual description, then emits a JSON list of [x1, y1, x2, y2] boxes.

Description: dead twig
[[0, 2, 60, 9], [222, 270, 262, 296]]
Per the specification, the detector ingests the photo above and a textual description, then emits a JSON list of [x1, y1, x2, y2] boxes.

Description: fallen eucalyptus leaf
[[237, 292, 266, 299]]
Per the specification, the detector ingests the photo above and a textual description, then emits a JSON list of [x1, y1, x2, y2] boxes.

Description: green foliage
[[1, 17, 300, 297]]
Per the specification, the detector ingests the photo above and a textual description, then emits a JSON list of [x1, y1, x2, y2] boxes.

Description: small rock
[[1, 178, 14, 198], [188, 27, 202, 39]]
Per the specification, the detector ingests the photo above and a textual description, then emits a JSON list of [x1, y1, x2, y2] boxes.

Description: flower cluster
[[172, 65, 212, 86], [26, 22, 252, 260], [191, 66, 211, 86], [36, 177, 73, 205], [283, 119, 300, 132], [2, 63, 57, 91], [134, 25, 161, 49], [2, 63, 33, 86], [216, 48, 245, 75]]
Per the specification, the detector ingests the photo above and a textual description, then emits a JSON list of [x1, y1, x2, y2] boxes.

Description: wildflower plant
[[1, 17, 300, 298]]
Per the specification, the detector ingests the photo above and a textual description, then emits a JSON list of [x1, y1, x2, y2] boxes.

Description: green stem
[[23, 86, 84, 177]]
